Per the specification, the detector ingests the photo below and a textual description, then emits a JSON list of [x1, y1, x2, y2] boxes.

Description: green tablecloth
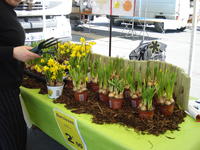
[[20, 87, 200, 150]]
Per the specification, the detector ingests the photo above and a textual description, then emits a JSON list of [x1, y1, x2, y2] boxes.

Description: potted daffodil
[[34, 58, 69, 99], [138, 86, 155, 119]]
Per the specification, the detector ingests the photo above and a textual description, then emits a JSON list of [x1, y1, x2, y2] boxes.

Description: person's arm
[[0, 46, 40, 62]]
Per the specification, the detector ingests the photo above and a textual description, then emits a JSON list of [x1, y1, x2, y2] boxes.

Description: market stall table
[[20, 87, 200, 150]]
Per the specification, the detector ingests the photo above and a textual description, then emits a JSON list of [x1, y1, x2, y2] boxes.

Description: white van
[[15, 0, 72, 42], [112, 0, 190, 32]]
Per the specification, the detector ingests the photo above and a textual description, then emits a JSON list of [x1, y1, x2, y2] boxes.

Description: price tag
[[54, 108, 87, 150]]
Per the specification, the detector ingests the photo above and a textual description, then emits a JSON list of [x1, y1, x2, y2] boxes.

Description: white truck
[[15, 0, 72, 43], [111, 0, 190, 32]]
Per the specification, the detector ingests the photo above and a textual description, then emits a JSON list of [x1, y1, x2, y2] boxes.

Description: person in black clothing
[[0, 0, 40, 150]]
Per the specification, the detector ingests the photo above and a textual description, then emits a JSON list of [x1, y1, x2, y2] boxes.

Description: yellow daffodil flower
[[43, 66, 49, 72], [60, 50, 65, 55], [47, 58, 55, 66], [60, 45, 65, 49], [58, 43, 61, 47], [80, 37, 86, 43], [82, 52, 86, 56], [61, 65, 67, 70], [89, 41, 96, 45], [64, 60, 69, 64], [66, 49, 70, 53], [85, 77, 88, 81], [77, 52, 81, 58], [81, 47, 85, 52], [40, 58, 45, 63], [70, 52, 76, 57], [34, 65, 42, 73], [51, 75, 56, 80], [67, 65, 71, 70]]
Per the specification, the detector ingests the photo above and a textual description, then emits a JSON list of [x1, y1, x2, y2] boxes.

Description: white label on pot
[[131, 100, 136, 108], [79, 94, 85, 101], [56, 90, 60, 97]]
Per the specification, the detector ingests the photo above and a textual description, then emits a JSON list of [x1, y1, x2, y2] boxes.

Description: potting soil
[[22, 75, 186, 136]]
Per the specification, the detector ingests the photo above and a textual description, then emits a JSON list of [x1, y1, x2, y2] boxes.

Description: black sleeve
[[0, 46, 14, 60]]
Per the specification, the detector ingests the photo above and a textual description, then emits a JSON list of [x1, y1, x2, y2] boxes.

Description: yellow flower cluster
[[34, 64, 42, 73], [70, 37, 96, 58], [57, 42, 76, 59], [31, 38, 96, 85], [34, 58, 70, 83]]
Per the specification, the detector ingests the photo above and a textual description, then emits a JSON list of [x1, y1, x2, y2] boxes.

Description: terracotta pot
[[109, 97, 124, 110], [123, 88, 131, 100], [160, 102, 175, 116], [87, 82, 99, 92], [130, 96, 141, 108], [138, 109, 154, 119], [99, 93, 109, 102], [74, 90, 88, 102]]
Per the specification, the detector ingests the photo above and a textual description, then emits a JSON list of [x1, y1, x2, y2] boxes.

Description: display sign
[[91, 0, 110, 15], [54, 109, 87, 150], [91, 0, 135, 16], [112, 0, 135, 16]]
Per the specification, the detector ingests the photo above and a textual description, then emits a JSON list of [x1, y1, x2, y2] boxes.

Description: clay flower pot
[[109, 97, 124, 110], [138, 109, 154, 119], [123, 88, 131, 100], [99, 93, 109, 102], [87, 82, 99, 92], [74, 90, 88, 102], [160, 102, 175, 116], [130, 96, 141, 108], [47, 84, 64, 99]]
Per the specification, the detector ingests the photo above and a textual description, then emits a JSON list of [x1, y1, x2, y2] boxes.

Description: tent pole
[[42, 0, 46, 39], [188, 0, 198, 76], [109, 16, 113, 57]]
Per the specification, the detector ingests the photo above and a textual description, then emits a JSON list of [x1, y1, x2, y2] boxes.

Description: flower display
[[34, 58, 69, 86]]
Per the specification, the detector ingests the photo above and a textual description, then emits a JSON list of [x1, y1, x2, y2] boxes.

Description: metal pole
[[188, 0, 198, 76], [42, 0, 46, 39], [139, 0, 141, 17], [109, 16, 113, 57], [142, 0, 148, 42]]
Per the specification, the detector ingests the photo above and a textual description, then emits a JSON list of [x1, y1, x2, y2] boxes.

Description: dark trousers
[[0, 88, 27, 150]]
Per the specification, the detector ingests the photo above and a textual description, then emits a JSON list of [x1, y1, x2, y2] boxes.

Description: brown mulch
[[22, 75, 47, 94], [22, 75, 186, 136]]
